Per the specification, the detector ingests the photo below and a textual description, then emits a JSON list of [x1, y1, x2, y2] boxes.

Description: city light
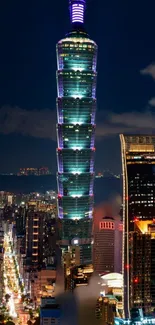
[[72, 147, 83, 150], [72, 67, 84, 72], [72, 95, 83, 99], [3, 233, 26, 323]]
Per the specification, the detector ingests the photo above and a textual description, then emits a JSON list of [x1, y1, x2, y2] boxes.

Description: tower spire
[[69, 0, 86, 26]]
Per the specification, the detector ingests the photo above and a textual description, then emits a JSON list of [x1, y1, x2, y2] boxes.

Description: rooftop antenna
[[69, 0, 86, 27]]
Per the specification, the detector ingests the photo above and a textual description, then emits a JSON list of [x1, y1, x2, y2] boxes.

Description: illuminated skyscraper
[[120, 135, 155, 317], [56, 0, 98, 264], [93, 215, 122, 275], [25, 211, 45, 267]]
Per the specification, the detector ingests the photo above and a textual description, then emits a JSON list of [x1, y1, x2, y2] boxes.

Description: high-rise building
[[93, 215, 122, 275], [56, 0, 98, 265], [25, 210, 45, 268], [114, 308, 155, 325], [65, 264, 93, 291], [120, 135, 155, 317], [24, 209, 57, 303], [93, 204, 122, 275], [14, 206, 26, 236], [96, 296, 117, 325]]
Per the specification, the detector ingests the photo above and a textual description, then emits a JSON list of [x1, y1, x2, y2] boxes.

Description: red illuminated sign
[[100, 221, 115, 230]]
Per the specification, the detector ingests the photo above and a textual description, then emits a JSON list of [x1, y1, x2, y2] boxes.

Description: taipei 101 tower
[[56, 0, 98, 265]]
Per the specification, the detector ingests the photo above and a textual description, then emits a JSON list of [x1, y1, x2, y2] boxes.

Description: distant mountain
[[0, 175, 122, 205]]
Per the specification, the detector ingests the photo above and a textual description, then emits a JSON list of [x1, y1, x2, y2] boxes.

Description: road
[[3, 232, 28, 324]]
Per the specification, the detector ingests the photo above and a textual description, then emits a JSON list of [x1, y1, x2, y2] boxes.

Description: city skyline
[[1, 0, 155, 173], [2, 0, 155, 323]]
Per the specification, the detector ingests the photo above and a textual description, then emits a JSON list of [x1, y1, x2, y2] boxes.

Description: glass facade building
[[120, 135, 155, 318], [115, 308, 155, 325], [56, 0, 98, 263]]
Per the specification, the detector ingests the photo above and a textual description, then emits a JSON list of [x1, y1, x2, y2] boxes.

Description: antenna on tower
[[69, 0, 86, 26]]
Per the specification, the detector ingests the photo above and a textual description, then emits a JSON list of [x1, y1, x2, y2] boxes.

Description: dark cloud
[[95, 62, 155, 137], [140, 63, 155, 80], [96, 111, 155, 138], [149, 97, 155, 107], [0, 106, 56, 140], [1, 106, 155, 140]]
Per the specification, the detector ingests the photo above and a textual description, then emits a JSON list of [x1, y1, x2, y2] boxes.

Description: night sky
[[0, 0, 155, 174]]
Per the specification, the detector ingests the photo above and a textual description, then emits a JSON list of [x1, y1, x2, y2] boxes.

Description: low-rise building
[[40, 297, 61, 325]]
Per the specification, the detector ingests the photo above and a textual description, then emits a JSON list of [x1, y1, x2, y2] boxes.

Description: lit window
[[100, 221, 115, 230]]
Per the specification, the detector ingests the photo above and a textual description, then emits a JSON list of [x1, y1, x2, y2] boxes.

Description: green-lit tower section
[[56, 0, 97, 264]]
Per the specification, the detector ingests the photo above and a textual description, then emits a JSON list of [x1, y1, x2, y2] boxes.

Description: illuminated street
[[3, 232, 27, 324]]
